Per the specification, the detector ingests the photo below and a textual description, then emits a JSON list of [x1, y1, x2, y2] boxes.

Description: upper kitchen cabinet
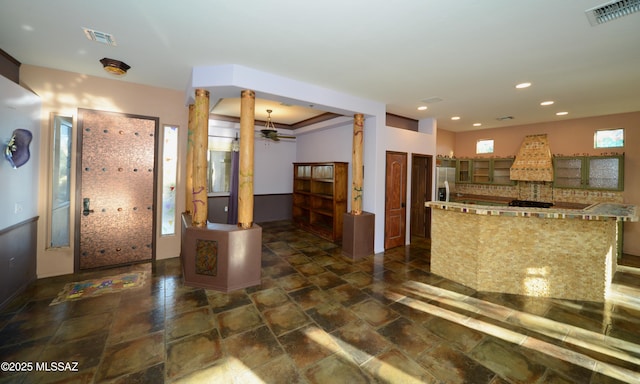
[[553, 155, 624, 191], [456, 159, 471, 183], [467, 158, 516, 185], [492, 158, 516, 185], [472, 159, 490, 183]]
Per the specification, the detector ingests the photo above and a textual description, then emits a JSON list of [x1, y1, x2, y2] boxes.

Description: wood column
[[351, 113, 364, 215], [238, 90, 255, 229], [185, 103, 195, 214], [192, 89, 209, 227]]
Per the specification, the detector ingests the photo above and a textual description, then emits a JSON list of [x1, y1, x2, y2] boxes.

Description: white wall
[[0, 76, 41, 230], [295, 120, 353, 210], [255, 138, 296, 195], [208, 119, 297, 195]]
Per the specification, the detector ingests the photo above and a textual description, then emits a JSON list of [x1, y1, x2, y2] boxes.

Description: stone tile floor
[[1, 220, 639, 383]]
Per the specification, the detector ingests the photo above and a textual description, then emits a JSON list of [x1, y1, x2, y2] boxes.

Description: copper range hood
[[509, 134, 554, 182]]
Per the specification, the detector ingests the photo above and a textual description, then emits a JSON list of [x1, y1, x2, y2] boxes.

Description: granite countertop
[[427, 200, 638, 222], [449, 193, 589, 209]]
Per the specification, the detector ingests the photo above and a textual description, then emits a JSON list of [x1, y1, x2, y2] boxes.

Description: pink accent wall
[[436, 128, 456, 158], [446, 111, 640, 256], [453, 112, 637, 159]]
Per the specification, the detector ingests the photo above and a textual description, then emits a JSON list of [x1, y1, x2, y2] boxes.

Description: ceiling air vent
[[585, 0, 640, 26], [83, 28, 117, 46], [421, 97, 443, 104]]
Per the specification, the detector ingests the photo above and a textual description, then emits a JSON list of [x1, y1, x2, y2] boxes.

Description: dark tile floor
[[1, 220, 640, 383]]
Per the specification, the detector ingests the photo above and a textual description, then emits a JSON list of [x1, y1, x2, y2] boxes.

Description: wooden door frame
[[74, 108, 159, 271], [410, 154, 433, 239], [384, 151, 408, 249]]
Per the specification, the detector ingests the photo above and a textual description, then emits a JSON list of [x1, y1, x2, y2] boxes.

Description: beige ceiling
[[212, 98, 326, 126], [1, 1, 639, 132]]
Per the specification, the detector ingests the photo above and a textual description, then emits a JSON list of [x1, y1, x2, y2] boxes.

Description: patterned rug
[[50, 271, 147, 306]]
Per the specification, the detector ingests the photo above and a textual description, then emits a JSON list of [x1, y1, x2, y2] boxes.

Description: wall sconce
[[100, 58, 130, 76]]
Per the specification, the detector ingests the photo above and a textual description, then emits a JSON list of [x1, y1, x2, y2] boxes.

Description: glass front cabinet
[[456, 159, 471, 183], [459, 158, 515, 185], [553, 155, 624, 191]]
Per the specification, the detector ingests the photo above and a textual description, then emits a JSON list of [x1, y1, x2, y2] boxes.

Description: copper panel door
[[384, 151, 407, 249], [76, 109, 158, 270]]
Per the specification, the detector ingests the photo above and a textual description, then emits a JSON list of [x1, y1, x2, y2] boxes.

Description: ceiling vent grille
[[585, 0, 640, 26], [82, 28, 117, 46], [421, 97, 443, 104]]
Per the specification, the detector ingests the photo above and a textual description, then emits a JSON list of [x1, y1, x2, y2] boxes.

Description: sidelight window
[[161, 125, 179, 236], [49, 115, 72, 248]]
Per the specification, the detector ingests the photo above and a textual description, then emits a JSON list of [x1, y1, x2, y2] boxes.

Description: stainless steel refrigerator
[[436, 166, 456, 201]]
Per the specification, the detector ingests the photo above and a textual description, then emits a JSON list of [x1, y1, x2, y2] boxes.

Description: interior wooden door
[[384, 151, 407, 249], [410, 154, 432, 238], [75, 109, 158, 270]]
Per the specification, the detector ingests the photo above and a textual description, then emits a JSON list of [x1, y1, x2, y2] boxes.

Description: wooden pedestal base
[[342, 212, 375, 260], [181, 214, 262, 292]]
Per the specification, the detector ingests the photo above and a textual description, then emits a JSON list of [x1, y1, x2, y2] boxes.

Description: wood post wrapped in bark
[[351, 113, 364, 215], [192, 89, 209, 227], [185, 103, 195, 214], [238, 90, 255, 229]]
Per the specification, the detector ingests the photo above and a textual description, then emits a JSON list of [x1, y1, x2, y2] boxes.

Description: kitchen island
[[426, 201, 638, 302]]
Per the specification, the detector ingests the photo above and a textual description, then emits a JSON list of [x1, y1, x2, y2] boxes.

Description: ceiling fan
[[260, 109, 295, 141]]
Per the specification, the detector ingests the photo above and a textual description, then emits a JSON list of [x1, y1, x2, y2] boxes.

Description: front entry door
[[75, 109, 158, 270], [384, 151, 407, 249]]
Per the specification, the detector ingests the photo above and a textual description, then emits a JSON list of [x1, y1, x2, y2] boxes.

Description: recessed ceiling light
[[451, 116, 461, 121], [556, 111, 569, 116], [540, 101, 555, 106], [473, 123, 482, 127], [515, 82, 532, 89], [417, 106, 427, 111]]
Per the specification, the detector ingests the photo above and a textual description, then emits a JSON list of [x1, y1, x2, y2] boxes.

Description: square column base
[[181, 214, 262, 292], [342, 212, 375, 260]]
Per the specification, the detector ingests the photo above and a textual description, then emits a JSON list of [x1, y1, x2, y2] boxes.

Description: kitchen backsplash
[[454, 181, 623, 204]]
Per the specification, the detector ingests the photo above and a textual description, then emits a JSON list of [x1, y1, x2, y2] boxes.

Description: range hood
[[510, 134, 554, 182]]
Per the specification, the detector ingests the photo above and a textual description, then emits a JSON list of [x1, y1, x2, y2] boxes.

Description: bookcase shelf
[[293, 162, 348, 241]]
